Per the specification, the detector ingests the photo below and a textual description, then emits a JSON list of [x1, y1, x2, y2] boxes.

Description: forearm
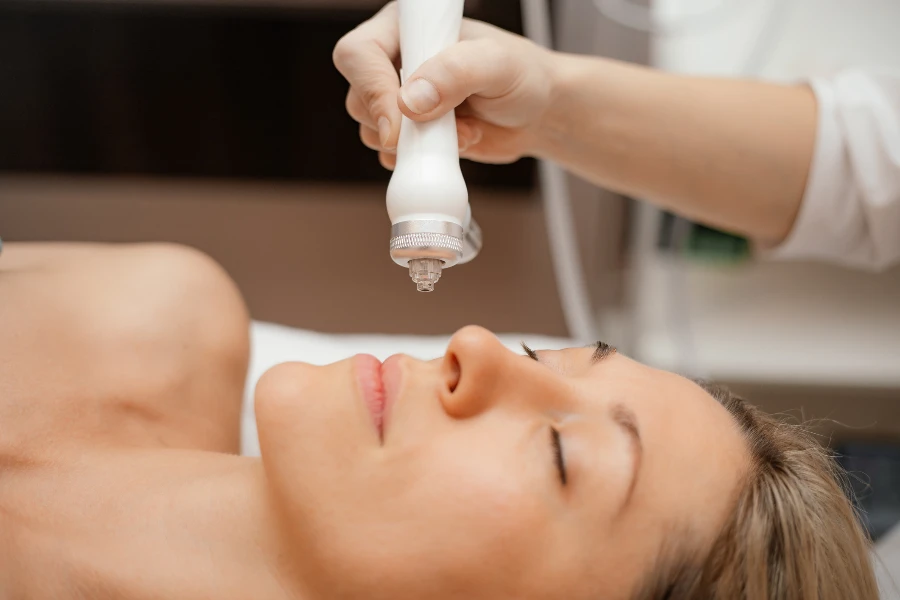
[[536, 54, 818, 245]]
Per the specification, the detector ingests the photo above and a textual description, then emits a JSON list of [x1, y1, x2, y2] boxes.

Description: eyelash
[[551, 427, 567, 486], [521, 342, 538, 361]]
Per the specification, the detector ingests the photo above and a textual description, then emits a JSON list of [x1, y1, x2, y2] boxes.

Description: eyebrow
[[591, 341, 617, 364], [588, 342, 642, 513], [611, 403, 642, 515]]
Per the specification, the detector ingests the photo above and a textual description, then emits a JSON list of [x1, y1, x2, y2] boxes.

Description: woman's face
[[255, 326, 749, 600]]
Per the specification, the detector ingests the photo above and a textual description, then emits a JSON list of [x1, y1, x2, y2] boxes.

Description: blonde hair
[[635, 382, 879, 600]]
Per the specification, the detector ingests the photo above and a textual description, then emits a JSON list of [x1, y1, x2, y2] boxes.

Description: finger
[[398, 38, 522, 121], [456, 117, 483, 153], [333, 2, 400, 71], [345, 88, 376, 129], [354, 98, 394, 152], [359, 124, 382, 152], [333, 2, 402, 149], [362, 120, 477, 154], [360, 123, 397, 155], [379, 151, 396, 171], [454, 102, 476, 119], [459, 119, 528, 165]]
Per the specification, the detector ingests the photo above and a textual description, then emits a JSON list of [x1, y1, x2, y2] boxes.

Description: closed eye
[[523, 344, 568, 486], [550, 427, 567, 486]]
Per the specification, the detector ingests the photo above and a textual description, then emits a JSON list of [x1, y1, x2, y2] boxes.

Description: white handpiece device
[[387, 0, 482, 292]]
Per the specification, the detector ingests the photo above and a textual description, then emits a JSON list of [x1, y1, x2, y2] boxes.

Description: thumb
[[398, 38, 519, 121]]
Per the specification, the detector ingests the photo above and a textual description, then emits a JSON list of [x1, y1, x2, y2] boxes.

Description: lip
[[353, 354, 386, 441], [380, 354, 404, 437]]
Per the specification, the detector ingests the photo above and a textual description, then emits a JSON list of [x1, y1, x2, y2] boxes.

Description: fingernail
[[457, 124, 481, 151], [468, 126, 483, 147], [378, 116, 392, 149], [401, 79, 440, 114], [457, 123, 470, 150]]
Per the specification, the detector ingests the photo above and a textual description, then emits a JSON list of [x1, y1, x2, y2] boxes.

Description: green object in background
[[682, 224, 750, 264]]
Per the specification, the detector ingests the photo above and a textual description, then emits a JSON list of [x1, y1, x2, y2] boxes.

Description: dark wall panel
[[0, 0, 535, 188]]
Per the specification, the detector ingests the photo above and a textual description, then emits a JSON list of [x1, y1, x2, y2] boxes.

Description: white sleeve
[[765, 68, 900, 271]]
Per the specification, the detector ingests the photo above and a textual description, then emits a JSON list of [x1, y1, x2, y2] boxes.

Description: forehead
[[539, 346, 735, 416]]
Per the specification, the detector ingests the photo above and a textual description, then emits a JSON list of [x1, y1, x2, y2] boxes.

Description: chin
[[252, 360, 431, 598], [253, 361, 379, 541]]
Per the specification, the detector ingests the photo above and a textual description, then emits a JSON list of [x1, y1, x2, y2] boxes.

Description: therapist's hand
[[332, 1, 557, 170]]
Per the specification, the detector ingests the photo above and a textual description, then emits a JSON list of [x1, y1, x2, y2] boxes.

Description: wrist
[[531, 52, 597, 161]]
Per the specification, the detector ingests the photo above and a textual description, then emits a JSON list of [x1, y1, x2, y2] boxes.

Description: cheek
[[276, 436, 557, 599], [389, 435, 554, 578], [254, 361, 370, 517], [415, 445, 589, 600], [433, 443, 538, 526]]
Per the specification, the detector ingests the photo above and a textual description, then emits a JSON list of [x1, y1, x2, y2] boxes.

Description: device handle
[[398, 0, 464, 77], [388, 0, 468, 225]]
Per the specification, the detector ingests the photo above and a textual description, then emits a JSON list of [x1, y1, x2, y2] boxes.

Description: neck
[[15, 449, 307, 600]]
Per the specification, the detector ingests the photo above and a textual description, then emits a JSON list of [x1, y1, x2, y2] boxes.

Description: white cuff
[[760, 77, 856, 265], [761, 69, 900, 271]]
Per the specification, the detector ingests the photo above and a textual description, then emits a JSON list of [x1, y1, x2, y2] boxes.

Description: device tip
[[409, 258, 442, 293]]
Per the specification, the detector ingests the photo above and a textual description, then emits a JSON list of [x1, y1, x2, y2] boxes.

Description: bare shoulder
[[0, 241, 261, 597], [0, 241, 251, 456]]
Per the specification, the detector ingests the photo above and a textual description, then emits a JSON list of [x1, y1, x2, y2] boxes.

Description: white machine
[[386, 0, 481, 293]]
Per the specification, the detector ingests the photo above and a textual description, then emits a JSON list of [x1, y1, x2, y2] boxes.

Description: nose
[[439, 325, 524, 419]]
